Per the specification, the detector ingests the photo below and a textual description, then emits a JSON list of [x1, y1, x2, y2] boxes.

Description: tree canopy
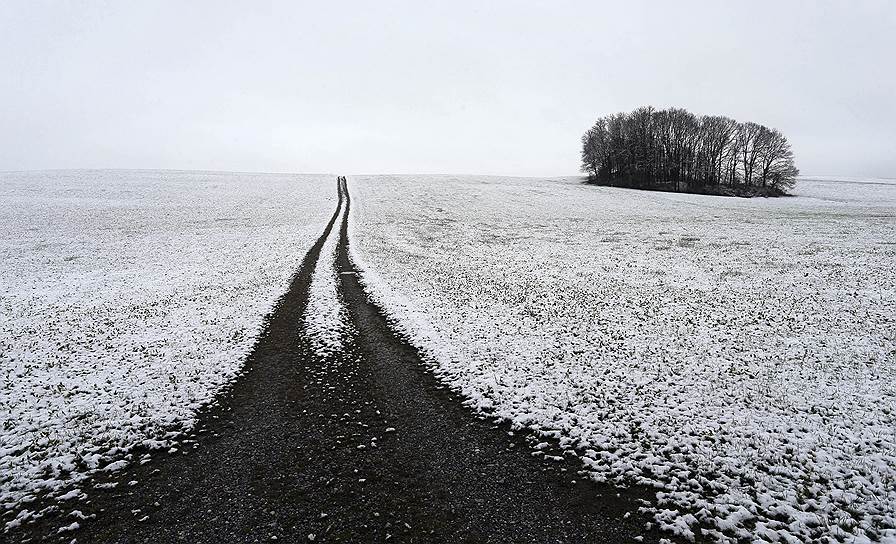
[[581, 107, 798, 196]]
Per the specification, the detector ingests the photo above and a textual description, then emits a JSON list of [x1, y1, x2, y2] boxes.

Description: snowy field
[[0, 170, 335, 525], [349, 175, 896, 543]]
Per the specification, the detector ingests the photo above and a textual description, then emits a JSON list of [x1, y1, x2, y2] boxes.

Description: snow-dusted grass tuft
[[348, 174, 896, 543], [0, 170, 335, 524], [304, 201, 352, 357]]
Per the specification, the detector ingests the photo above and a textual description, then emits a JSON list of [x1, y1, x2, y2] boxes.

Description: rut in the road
[[6, 177, 672, 544]]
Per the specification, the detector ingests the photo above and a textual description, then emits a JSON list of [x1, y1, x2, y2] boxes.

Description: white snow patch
[[56, 521, 79, 533], [304, 198, 352, 355]]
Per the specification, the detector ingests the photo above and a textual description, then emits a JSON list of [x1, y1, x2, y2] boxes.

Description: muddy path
[[6, 177, 671, 543]]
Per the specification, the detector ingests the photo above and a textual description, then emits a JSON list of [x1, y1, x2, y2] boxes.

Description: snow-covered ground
[[0, 170, 336, 525], [304, 193, 352, 357], [349, 175, 896, 543]]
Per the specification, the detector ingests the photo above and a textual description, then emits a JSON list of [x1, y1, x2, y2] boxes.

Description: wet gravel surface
[[6, 178, 673, 543]]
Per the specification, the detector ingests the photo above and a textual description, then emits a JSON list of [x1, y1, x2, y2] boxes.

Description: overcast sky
[[2, 1, 894, 177]]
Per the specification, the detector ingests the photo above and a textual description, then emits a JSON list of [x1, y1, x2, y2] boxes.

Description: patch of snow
[[102, 460, 129, 473], [56, 521, 79, 533], [304, 196, 352, 355], [55, 489, 83, 501]]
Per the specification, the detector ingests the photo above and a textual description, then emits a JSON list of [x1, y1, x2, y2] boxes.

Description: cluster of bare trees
[[581, 107, 798, 195]]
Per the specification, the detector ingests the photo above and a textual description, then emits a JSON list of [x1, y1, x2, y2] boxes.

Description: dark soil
[[584, 177, 790, 198], [5, 177, 677, 543]]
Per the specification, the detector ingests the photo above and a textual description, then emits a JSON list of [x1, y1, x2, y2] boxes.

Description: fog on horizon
[[2, 1, 894, 179]]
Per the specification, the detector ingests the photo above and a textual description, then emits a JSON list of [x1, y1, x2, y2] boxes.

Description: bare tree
[[701, 116, 738, 185], [737, 122, 764, 187], [756, 128, 799, 189]]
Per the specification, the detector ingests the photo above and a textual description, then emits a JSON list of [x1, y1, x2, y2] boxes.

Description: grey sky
[[2, 1, 894, 177]]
